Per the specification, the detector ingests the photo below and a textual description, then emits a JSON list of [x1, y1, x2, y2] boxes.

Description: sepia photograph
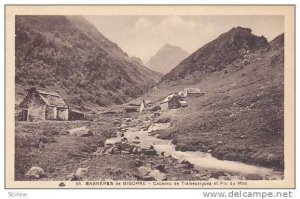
[[5, 5, 295, 189]]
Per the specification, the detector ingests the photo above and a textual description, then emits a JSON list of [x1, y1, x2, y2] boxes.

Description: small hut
[[18, 87, 84, 121], [183, 88, 204, 97], [160, 94, 183, 110]]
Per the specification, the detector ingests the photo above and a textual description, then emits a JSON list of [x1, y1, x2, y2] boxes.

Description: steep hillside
[[146, 44, 189, 74], [15, 15, 161, 109], [135, 31, 284, 170], [162, 27, 269, 81]]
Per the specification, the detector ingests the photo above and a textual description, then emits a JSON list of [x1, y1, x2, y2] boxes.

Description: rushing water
[[106, 123, 282, 179]]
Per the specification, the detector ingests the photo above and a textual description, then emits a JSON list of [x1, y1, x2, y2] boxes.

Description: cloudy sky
[[84, 15, 283, 64]]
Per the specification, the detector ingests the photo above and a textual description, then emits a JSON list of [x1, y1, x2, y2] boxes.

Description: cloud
[[158, 16, 195, 33], [133, 17, 153, 29], [89, 15, 283, 64], [125, 16, 197, 62]]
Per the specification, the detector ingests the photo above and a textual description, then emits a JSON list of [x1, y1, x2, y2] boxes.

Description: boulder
[[148, 130, 159, 136], [136, 166, 167, 181], [111, 147, 121, 154], [75, 167, 89, 179], [144, 149, 157, 156], [137, 166, 152, 179], [25, 166, 46, 179], [107, 167, 123, 176], [131, 140, 141, 145], [121, 151, 130, 155], [67, 127, 93, 137], [155, 164, 166, 173], [244, 174, 263, 180], [121, 137, 128, 143], [148, 170, 167, 181], [132, 159, 143, 167], [120, 124, 127, 128], [180, 160, 194, 169], [66, 173, 78, 181]]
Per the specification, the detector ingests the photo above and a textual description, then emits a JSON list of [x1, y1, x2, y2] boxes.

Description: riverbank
[[14, 116, 239, 181], [15, 112, 282, 181]]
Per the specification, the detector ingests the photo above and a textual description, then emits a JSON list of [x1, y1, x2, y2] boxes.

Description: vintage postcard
[[5, 5, 295, 188]]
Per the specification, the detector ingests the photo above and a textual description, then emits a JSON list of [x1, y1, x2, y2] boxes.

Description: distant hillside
[[15, 16, 161, 109], [146, 44, 189, 74], [162, 27, 269, 81]]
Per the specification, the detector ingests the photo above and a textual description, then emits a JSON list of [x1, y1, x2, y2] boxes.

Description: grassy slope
[[132, 42, 284, 170], [15, 117, 117, 181], [15, 16, 161, 109]]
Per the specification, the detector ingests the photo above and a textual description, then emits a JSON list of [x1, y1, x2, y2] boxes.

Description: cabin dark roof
[[36, 89, 68, 108]]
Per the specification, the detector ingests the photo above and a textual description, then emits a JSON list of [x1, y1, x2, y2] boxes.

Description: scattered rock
[[137, 166, 152, 178], [180, 160, 194, 169], [144, 149, 157, 155], [121, 137, 128, 143], [107, 167, 124, 176], [131, 140, 140, 145], [66, 173, 79, 181], [120, 124, 127, 128], [121, 151, 130, 155], [67, 127, 93, 137], [265, 175, 283, 180], [230, 175, 241, 180], [171, 177, 178, 181], [244, 174, 263, 180], [136, 166, 166, 181], [135, 136, 140, 140], [148, 130, 160, 136], [148, 169, 167, 181], [218, 176, 229, 180], [132, 159, 143, 167], [25, 166, 46, 179], [155, 164, 166, 173]]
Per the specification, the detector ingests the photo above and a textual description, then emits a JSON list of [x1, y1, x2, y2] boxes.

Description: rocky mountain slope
[[15, 15, 161, 109], [162, 27, 269, 81], [146, 44, 189, 74]]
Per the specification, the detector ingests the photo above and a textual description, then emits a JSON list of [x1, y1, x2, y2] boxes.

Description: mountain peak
[[146, 44, 189, 74]]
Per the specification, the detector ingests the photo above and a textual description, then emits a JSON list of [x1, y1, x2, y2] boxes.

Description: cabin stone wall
[[23, 92, 46, 121], [27, 103, 46, 122], [57, 108, 69, 120], [160, 103, 168, 110], [45, 106, 56, 120], [168, 96, 181, 109]]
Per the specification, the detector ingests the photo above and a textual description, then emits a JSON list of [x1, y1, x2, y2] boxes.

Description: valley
[[14, 15, 284, 182]]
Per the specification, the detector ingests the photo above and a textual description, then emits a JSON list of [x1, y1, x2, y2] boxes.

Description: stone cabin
[[161, 94, 185, 110], [18, 88, 70, 121]]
